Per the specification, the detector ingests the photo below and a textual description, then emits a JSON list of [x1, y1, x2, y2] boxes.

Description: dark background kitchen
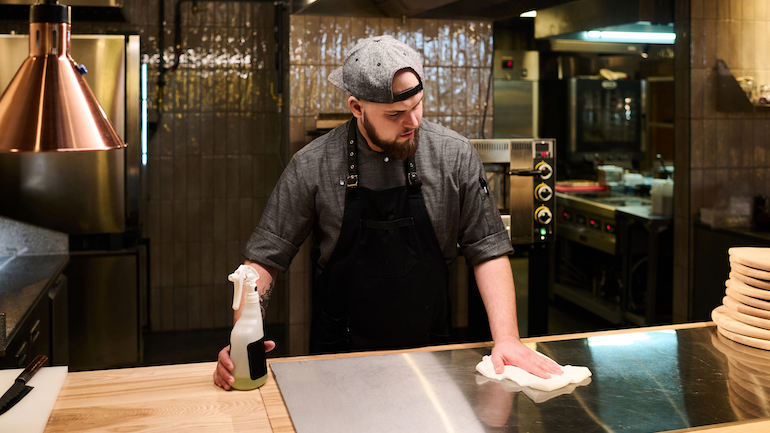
[[1, 0, 769, 370]]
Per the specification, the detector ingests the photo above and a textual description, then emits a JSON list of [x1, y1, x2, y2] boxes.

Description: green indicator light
[[540, 228, 547, 235]]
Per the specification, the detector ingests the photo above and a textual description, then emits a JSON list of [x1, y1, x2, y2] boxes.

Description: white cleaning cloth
[[475, 355, 592, 392], [475, 375, 592, 404]]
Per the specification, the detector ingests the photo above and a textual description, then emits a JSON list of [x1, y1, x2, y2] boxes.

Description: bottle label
[[247, 338, 268, 380]]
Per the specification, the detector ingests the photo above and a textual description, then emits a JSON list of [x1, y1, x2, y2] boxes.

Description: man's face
[[355, 70, 423, 160]]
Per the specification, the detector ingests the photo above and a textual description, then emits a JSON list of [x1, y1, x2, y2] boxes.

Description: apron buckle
[[346, 174, 359, 188], [407, 172, 421, 187]]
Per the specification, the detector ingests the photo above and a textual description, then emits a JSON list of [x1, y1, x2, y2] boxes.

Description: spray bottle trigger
[[229, 264, 260, 310], [229, 271, 244, 310]]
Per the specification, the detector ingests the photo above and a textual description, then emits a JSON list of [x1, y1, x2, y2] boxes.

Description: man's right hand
[[214, 341, 277, 390]]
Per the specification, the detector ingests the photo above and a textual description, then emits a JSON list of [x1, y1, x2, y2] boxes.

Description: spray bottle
[[228, 264, 268, 390]]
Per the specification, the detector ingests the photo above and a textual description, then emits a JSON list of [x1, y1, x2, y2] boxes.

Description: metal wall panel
[[492, 50, 539, 138]]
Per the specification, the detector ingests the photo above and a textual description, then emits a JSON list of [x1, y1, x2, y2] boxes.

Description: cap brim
[[328, 66, 349, 94]]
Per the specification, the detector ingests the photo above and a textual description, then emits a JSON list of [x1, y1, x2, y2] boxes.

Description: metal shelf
[[553, 282, 624, 325], [625, 311, 646, 326]]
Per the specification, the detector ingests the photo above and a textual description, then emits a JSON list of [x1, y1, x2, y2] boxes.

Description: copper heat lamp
[[0, 0, 125, 152]]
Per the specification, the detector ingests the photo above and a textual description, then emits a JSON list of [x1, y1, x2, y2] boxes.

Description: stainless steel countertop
[[271, 326, 769, 433], [556, 191, 671, 222]]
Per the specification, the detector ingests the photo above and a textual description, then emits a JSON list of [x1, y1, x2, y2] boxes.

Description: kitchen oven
[[468, 138, 556, 337], [470, 138, 556, 245], [554, 192, 673, 326], [557, 194, 618, 256], [554, 193, 623, 324], [569, 77, 647, 169]]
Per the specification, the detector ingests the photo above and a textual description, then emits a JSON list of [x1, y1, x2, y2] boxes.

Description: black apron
[[309, 119, 451, 353]]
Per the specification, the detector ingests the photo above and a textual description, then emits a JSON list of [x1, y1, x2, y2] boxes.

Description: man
[[214, 35, 562, 390]]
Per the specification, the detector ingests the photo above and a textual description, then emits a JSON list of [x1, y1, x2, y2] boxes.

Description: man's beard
[[362, 115, 419, 160]]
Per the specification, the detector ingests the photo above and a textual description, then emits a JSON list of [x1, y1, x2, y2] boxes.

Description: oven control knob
[[534, 183, 553, 202], [535, 161, 553, 180], [534, 205, 552, 225]]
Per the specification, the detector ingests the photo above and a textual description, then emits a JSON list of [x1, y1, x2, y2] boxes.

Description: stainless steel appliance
[[471, 138, 555, 245], [492, 50, 539, 139], [556, 193, 623, 256], [470, 138, 556, 337], [569, 77, 647, 168], [0, 33, 145, 370], [554, 193, 629, 325], [554, 192, 672, 326], [534, 0, 675, 54]]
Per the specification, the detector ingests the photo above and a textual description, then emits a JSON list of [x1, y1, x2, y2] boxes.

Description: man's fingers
[[529, 365, 552, 379], [215, 362, 234, 389], [218, 345, 234, 369], [493, 358, 504, 374], [530, 357, 562, 378], [536, 355, 563, 375], [214, 345, 235, 390], [215, 341, 277, 390], [214, 371, 231, 390]]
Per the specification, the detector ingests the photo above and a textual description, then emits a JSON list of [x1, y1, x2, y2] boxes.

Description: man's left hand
[[491, 337, 563, 379]]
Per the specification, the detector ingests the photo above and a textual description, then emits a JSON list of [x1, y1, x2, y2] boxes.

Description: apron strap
[[347, 118, 421, 194], [346, 118, 359, 190], [406, 156, 421, 194]]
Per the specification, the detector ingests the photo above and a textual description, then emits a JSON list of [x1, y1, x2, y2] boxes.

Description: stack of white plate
[[712, 247, 770, 351]]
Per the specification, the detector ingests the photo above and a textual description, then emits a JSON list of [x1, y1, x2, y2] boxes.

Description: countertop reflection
[[272, 326, 770, 433]]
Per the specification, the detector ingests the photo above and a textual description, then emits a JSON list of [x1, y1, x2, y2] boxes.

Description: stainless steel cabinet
[[67, 249, 144, 371]]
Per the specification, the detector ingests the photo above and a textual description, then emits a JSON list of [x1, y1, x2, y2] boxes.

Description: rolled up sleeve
[[456, 144, 513, 267], [242, 155, 315, 273]]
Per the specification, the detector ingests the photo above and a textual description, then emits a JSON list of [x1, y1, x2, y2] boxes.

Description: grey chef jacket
[[242, 118, 513, 272]]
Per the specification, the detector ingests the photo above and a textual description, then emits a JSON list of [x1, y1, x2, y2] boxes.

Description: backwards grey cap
[[328, 35, 424, 104]]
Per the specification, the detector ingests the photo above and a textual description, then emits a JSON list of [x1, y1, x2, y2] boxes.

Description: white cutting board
[[0, 366, 67, 433]]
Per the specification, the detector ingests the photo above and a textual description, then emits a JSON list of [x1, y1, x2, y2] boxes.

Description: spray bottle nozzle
[[229, 264, 260, 310]]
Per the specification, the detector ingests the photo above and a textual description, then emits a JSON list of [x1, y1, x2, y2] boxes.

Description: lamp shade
[[0, 0, 125, 152]]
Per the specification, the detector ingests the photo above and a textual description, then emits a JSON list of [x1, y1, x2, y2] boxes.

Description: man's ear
[[349, 96, 364, 119]]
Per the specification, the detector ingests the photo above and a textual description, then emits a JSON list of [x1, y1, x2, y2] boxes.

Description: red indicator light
[[502, 60, 514, 69]]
